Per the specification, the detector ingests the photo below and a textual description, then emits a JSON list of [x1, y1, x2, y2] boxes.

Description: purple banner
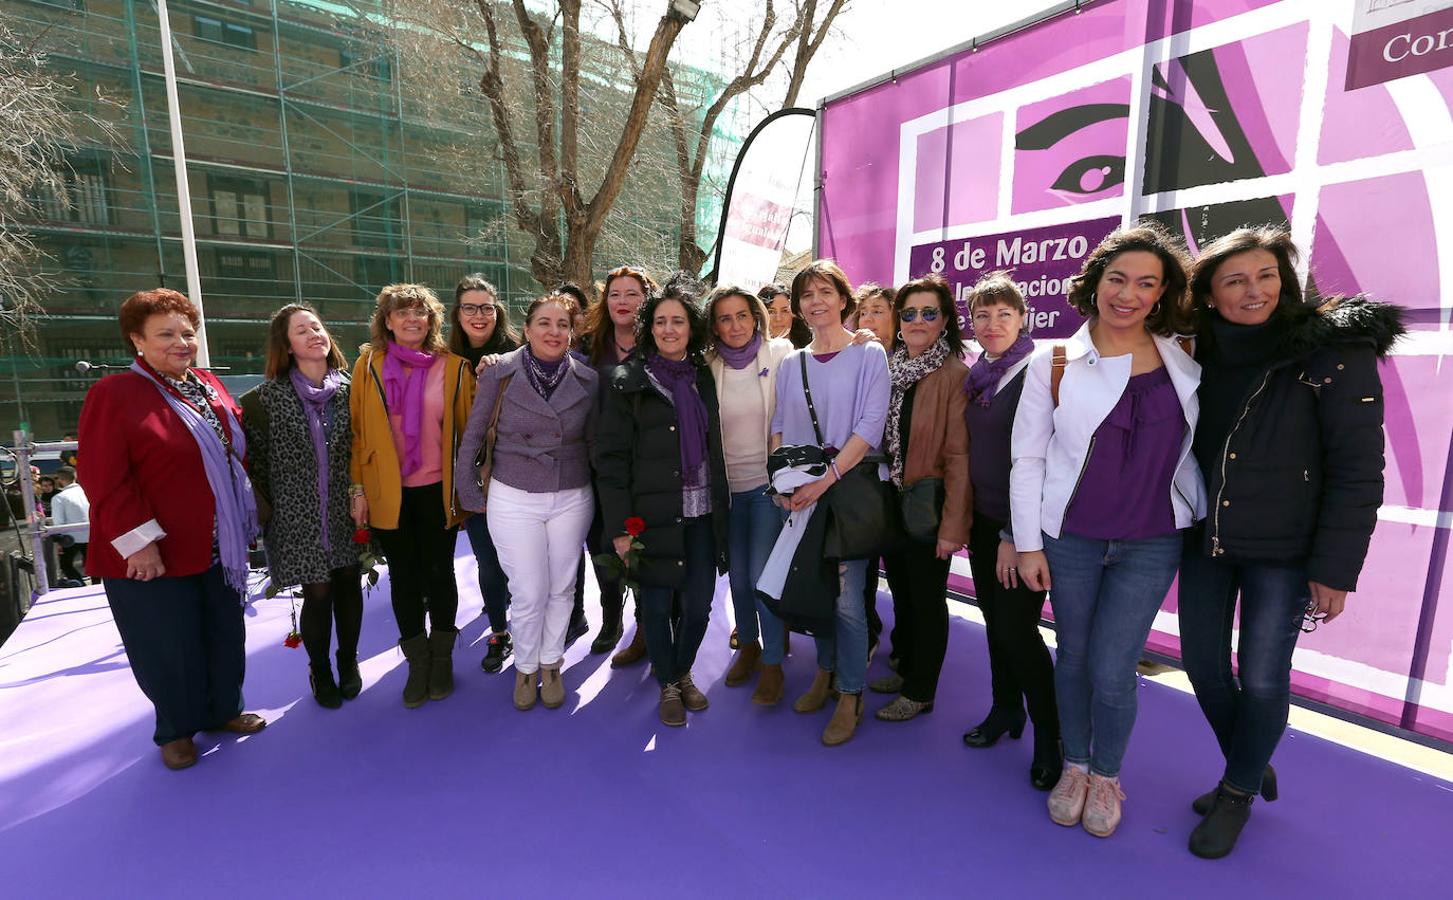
[[907, 217, 1119, 340], [1347, 6, 1453, 90]]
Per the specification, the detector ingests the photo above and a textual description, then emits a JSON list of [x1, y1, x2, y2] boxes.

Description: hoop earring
[[896, 330, 904, 342], [1151, 301, 1162, 316]]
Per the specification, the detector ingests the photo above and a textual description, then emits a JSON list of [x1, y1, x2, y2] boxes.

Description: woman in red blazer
[[78, 288, 267, 771]]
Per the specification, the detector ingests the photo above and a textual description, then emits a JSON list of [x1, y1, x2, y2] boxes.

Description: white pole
[[154, 0, 210, 367]]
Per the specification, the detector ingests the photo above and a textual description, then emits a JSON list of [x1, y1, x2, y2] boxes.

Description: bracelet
[[349, 485, 365, 498], [830, 461, 842, 481]]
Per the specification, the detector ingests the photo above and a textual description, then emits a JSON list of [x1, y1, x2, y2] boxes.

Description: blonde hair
[[368, 283, 448, 354]]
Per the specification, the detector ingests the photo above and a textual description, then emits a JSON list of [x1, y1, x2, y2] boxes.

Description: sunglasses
[[459, 303, 497, 317], [1300, 598, 1328, 634], [899, 307, 940, 323]]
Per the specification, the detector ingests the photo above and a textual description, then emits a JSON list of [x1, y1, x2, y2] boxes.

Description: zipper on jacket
[[1211, 370, 1272, 556], [1063, 434, 1097, 522]]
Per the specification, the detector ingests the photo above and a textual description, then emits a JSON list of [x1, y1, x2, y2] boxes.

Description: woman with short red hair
[[79, 288, 267, 771]]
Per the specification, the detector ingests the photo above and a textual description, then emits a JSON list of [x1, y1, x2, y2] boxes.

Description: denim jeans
[[813, 557, 870, 694], [639, 516, 716, 686], [1042, 530, 1181, 777], [1178, 541, 1308, 794], [464, 513, 512, 633], [728, 485, 787, 663]]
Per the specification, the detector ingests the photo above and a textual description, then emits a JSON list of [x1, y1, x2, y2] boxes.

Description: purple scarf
[[382, 342, 437, 477], [131, 361, 259, 597], [523, 345, 568, 400], [966, 334, 1035, 407], [290, 367, 341, 553], [646, 353, 708, 488], [717, 332, 762, 370]]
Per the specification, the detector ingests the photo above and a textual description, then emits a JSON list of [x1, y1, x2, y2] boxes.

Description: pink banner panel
[[819, 0, 1453, 744]]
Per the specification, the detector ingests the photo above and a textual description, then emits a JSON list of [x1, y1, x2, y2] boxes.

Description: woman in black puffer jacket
[[594, 274, 730, 727], [1178, 225, 1404, 860]]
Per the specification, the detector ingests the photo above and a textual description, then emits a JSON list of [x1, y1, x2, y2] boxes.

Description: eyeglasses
[[459, 303, 497, 317], [391, 307, 430, 320], [899, 307, 940, 323]]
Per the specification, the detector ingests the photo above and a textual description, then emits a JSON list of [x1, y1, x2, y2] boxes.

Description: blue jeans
[[813, 557, 870, 694], [465, 513, 512, 633], [728, 485, 787, 664], [1042, 530, 1182, 777], [1177, 541, 1308, 794]]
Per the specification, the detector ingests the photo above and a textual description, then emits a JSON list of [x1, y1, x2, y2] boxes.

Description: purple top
[[963, 367, 1026, 526], [771, 343, 890, 478], [1061, 367, 1183, 540]]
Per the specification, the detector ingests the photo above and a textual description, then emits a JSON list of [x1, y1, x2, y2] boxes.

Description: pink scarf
[[382, 342, 436, 477]]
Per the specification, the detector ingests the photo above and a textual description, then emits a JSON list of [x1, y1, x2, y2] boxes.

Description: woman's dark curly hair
[[635, 271, 710, 363], [1066, 220, 1192, 337]]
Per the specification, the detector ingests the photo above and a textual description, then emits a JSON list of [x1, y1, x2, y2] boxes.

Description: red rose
[[283, 633, 303, 649], [624, 516, 646, 537], [352, 527, 370, 545]]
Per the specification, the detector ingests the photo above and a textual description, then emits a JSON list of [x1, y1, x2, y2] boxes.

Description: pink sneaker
[[1082, 774, 1126, 837], [1047, 766, 1090, 826]]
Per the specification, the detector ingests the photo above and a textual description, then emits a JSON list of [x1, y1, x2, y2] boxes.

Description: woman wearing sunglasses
[[1177, 227, 1402, 859], [871, 274, 970, 722]]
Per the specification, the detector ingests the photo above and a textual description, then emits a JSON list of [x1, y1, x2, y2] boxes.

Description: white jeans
[[486, 479, 594, 674]]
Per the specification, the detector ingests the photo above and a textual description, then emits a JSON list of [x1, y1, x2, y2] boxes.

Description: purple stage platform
[[2, 543, 1450, 897]]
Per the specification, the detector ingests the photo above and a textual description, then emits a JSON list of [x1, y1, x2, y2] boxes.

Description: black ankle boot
[[1192, 764, 1277, 815], [962, 706, 1027, 748], [310, 663, 343, 709], [1029, 728, 1063, 791], [336, 653, 362, 700], [1189, 784, 1254, 859]]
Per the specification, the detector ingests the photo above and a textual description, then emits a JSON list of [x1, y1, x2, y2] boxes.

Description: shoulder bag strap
[[1050, 345, 1067, 408], [477, 374, 513, 467], [799, 351, 826, 448]]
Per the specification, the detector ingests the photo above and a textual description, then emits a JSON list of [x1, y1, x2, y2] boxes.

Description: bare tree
[[0, 15, 117, 341], [609, 0, 848, 275], [381, 0, 695, 291]]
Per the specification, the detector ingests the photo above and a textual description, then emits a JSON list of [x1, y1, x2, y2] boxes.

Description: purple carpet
[[1, 540, 1449, 897]]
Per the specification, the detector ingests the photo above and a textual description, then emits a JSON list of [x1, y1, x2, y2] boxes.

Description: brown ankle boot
[[793, 668, 834, 713], [540, 662, 565, 709], [724, 642, 761, 687], [822, 692, 864, 746], [610, 629, 647, 668], [751, 663, 785, 706]]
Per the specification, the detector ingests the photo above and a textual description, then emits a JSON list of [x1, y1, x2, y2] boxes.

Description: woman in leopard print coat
[[241, 304, 363, 709]]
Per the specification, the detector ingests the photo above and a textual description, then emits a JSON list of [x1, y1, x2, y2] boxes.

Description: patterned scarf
[[381, 342, 437, 478], [886, 336, 951, 488], [523, 345, 568, 401], [965, 333, 1035, 407], [646, 353, 709, 488]]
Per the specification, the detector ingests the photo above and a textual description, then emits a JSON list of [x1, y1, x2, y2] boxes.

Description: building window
[[194, 15, 256, 50], [209, 176, 271, 239], [350, 190, 403, 250], [354, 256, 400, 294], [37, 157, 112, 226], [339, 49, 393, 82], [214, 249, 278, 285]]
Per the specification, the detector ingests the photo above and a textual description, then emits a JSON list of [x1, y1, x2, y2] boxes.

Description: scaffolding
[[5, 0, 734, 438]]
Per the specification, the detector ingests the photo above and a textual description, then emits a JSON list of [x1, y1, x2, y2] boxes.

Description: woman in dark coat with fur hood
[[1176, 226, 1405, 860]]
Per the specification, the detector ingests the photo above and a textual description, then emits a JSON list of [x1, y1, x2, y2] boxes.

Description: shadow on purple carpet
[[1, 537, 1449, 897]]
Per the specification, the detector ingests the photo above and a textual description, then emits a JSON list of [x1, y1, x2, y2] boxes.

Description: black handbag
[[899, 477, 944, 543], [797, 353, 898, 560]]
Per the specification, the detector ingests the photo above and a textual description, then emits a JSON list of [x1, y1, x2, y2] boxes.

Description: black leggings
[[299, 564, 364, 668], [967, 513, 1058, 734], [373, 483, 459, 641]]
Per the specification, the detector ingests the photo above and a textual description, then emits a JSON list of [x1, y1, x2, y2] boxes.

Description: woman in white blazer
[[706, 285, 797, 703], [1011, 222, 1206, 839]]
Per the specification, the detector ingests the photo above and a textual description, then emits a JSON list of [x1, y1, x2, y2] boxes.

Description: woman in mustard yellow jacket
[[350, 283, 476, 708]]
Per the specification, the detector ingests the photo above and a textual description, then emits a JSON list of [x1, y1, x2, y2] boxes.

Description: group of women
[[78, 219, 1399, 863]]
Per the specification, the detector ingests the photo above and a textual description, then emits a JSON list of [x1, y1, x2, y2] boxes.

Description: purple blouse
[[1061, 367, 1184, 541]]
